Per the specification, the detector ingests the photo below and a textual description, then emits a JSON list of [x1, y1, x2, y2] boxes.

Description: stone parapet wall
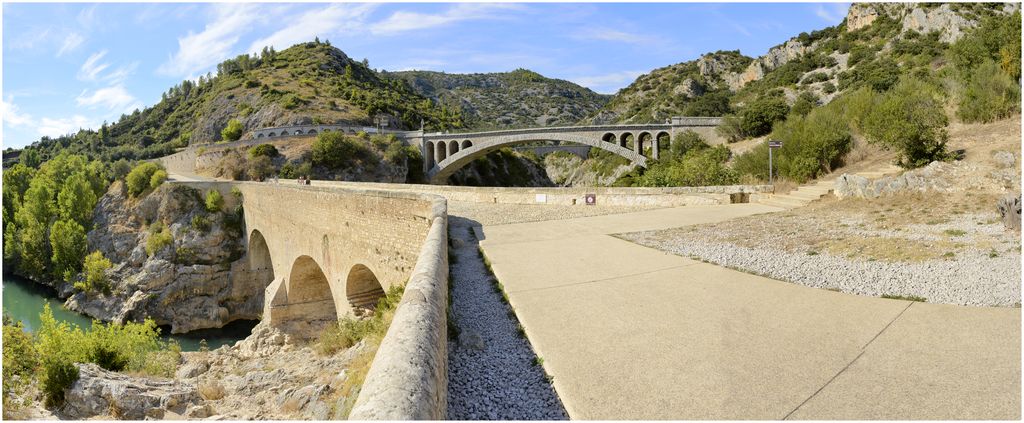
[[349, 213, 449, 419], [315, 180, 773, 206]]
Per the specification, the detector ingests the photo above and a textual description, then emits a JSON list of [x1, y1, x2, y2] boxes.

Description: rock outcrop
[[61, 363, 201, 420], [69, 181, 261, 333]]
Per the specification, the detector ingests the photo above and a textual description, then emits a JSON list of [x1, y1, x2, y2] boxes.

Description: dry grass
[[198, 380, 226, 401]]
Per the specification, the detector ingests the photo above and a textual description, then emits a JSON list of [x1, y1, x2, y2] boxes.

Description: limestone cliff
[[67, 181, 262, 333]]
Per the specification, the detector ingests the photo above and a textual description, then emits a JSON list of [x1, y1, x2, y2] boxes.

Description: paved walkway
[[477, 203, 1021, 420]]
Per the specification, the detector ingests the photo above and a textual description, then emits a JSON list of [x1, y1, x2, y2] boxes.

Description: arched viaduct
[[418, 117, 722, 184], [183, 181, 445, 337]]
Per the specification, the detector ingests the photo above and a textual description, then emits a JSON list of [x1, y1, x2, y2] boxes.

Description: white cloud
[[573, 28, 653, 44], [1, 99, 35, 128], [37, 116, 96, 138], [157, 4, 262, 78], [569, 71, 644, 94], [77, 50, 110, 81], [56, 32, 85, 57], [248, 4, 377, 53], [371, 3, 521, 35], [815, 3, 849, 24], [76, 85, 140, 112]]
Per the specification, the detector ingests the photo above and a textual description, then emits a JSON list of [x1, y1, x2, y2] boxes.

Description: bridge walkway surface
[[475, 204, 1021, 420]]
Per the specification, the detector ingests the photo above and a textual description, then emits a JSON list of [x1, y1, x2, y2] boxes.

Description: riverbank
[[2, 274, 256, 351]]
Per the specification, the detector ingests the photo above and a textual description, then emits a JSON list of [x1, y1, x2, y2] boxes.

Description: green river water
[[2, 274, 256, 351]]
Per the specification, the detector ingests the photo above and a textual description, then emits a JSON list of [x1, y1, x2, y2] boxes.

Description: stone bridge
[[182, 181, 445, 337], [249, 124, 415, 140], [418, 117, 722, 184]]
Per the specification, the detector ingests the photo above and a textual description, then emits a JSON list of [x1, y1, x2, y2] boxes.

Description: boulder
[[997, 194, 1021, 232], [62, 363, 200, 420]]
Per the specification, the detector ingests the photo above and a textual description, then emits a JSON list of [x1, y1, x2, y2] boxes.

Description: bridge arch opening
[[425, 141, 436, 167], [602, 133, 616, 143], [656, 132, 671, 157], [449, 140, 459, 154], [462, 140, 472, 150], [438, 141, 448, 162], [347, 264, 385, 313], [308, 129, 317, 135], [638, 132, 653, 156], [248, 230, 275, 289], [294, 130, 303, 135], [273, 255, 337, 335], [619, 133, 634, 150], [268, 132, 277, 137], [257, 133, 265, 139]]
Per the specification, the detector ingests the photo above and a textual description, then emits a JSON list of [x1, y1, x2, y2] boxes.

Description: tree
[[863, 79, 950, 169], [221, 119, 244, 142], [20, 149, 42, 168], [50, 219, 87, 282], [149, 170, 168, 190], [669, 130, 709, 159], [247, 155, 275, 180], [126, 162, 161, 197], [957, 60, 1021, 123], [56, 173, 97, 228], [739, 97, 789, 138]]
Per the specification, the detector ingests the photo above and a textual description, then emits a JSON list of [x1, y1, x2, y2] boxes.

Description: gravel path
[[448, 201, 660, 226], [620, 230, 1021, 307], [446, 218, 567, 420]]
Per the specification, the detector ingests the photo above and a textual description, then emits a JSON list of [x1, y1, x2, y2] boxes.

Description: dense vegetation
[[3, 306, 180, 411], [393, 69, 611, 129]]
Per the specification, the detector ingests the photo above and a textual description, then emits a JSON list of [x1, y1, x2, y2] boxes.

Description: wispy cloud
[[56, 33, 84, 57], [572, 28, 653, 45], [371, 3, 522, 35], [814, 3, 849, 24], [76, 85, 140, 112], [157, 4, 262, 78], [2, 97, 97, 138], [248, 4, 377, 53], [77, 50, 110, 81], [2, 98, 35, 128], [570, 70, 644, 94]]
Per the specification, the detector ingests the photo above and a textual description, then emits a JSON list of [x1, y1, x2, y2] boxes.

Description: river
[[2, 274, 256, 351]]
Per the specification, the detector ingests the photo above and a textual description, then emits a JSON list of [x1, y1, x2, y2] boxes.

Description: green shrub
[[716, 115, 745, 142], [734, 102, 853, 182], [315, 284, 405, 356], [205, 189, 224, 212], [41, 359, 78, 407], [738, 97, 790, 138], [632, 146, 737, 187], [801, 72, 830, 85], [230, 186, 242, 199], [125, 162, 161, 197], [311, 131, 376, 169], [862, 78, 950, 168], [957, 60, 1021, 123], [145, 227, 173, 257], [191, 214, 211, 233], [669, 130, 709, 159], [280, 93, 302, 110], [76, 251, 112, 295], [247, 144, 279, 158], [220, 119, 243, 142], [822, 82, 837, 94], [149, 169, 167, 190], [3, 320, 38, 406]]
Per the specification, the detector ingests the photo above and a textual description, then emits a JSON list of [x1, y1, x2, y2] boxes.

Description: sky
[[2, 2, 850, 149]]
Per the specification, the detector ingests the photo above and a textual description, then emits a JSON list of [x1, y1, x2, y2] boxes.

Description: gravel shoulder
[[446, 218, 567, 420]]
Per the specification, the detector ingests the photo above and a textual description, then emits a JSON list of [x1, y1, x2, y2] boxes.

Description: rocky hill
[[392, 69, 610, 129], [591, 2, 1021, 123], [11, 41, 463, 164]]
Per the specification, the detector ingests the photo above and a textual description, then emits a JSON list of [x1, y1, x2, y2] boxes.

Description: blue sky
[[2, 2, 850, 149]]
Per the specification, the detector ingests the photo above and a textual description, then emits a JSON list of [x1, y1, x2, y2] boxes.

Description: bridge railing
[[422, 117, 721, 139]]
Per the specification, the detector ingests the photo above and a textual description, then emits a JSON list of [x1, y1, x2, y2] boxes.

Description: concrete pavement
[[476, 203, 1021, 420]]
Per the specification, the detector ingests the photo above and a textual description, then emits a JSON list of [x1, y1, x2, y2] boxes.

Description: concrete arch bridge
[[420, 117, 722, 184]]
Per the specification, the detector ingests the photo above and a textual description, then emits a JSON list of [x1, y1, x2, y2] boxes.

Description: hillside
[[8, 40, 463, 165], [392, 69, 611, 129], [592, 2, 1021, 124]]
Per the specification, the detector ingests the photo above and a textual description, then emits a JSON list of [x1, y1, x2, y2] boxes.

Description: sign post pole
[[767, 139, 782, 187]]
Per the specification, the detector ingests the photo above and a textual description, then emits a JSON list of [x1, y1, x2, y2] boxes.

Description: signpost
[[767, 140, 782, 185]]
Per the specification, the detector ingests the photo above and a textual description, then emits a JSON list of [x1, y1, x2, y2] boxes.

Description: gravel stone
[[446, 216, 568, 420]]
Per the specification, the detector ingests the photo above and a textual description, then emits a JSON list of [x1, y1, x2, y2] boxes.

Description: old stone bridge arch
[[190, 182, 437, 338], [425, 133, 648, 184]]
